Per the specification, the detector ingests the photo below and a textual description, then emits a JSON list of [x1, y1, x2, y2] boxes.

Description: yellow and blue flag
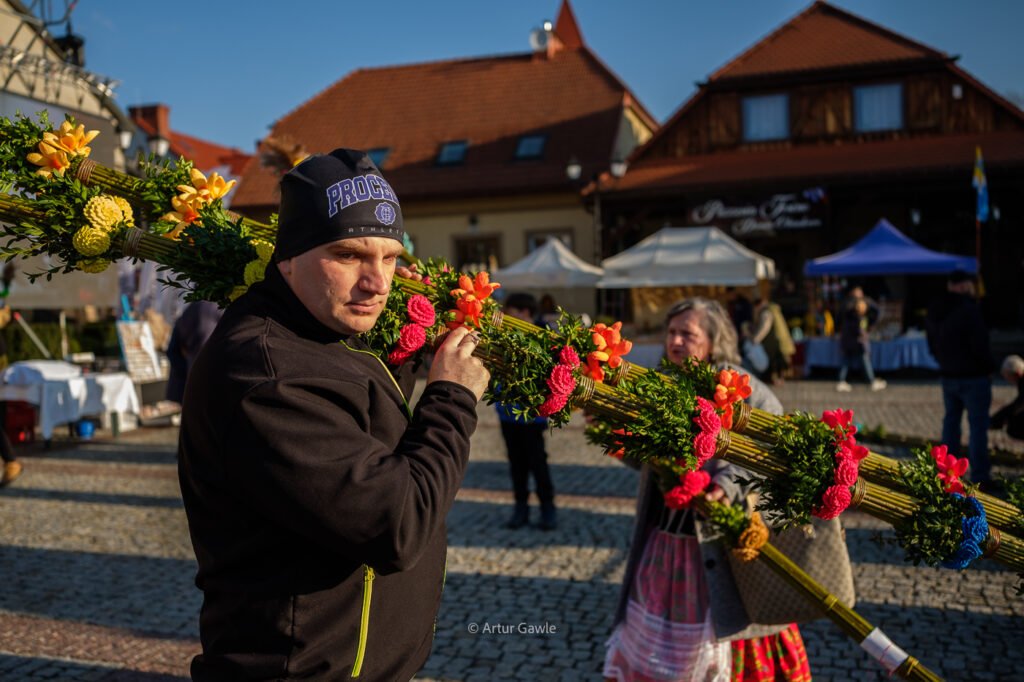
[[973, 146, 989, 222]]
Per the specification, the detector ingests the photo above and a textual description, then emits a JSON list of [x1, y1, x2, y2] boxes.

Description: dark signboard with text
[[688, 188, 828, 237]]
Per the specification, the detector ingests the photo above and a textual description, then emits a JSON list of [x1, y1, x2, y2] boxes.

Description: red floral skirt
[[730, 624, 811, 682]]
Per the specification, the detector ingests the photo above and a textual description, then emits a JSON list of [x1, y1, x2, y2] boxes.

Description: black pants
[[500, 421, 554, 507]]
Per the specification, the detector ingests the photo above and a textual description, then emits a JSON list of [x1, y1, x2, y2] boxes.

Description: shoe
[[505, 504, 529, 530], [538, 504, 557, 531], [1, 460, 22, 486], [870, 378, 887, 391], [836, 381, 852, 392]]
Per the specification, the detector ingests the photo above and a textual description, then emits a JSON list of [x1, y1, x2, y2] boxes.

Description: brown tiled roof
[[708, 1, 946, 82], [131, 115, 251, 175], [232, 43, 655, 210], [605, 131, 1024, 197]]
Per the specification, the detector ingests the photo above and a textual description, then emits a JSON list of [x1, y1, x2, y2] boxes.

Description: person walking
[[926, 270, 996, 490], [177, 149, 489, 680], [603, 298, 810, 682], [836, 294, 886, 392], [750, 295, 796, 385]]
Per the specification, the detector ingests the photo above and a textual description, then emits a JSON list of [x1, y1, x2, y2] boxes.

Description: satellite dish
[[529, 27, 549, 51]]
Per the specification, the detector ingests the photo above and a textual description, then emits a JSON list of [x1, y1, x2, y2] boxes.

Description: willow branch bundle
[[70, 158, 276, 239], [731, 404, 1022, 534], [691, 498, 942, 682]]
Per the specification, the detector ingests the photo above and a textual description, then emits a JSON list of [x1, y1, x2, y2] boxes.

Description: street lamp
[[148, 135, 170, 157], [565, 156, 582, 182]]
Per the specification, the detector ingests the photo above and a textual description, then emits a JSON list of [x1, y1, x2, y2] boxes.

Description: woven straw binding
[[608, 359, 631, 387], [122, 227, 145, 258], [715, 429, 732, 457], [983, 527, 1001, 558], [74, 158, 97, 185], [733, 402, 751, 432], [849, 478, 867, 509], [572, 375, 595, 407], [490, 310, 504, 329]]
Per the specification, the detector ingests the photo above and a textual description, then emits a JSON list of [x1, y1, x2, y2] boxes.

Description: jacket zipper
[[351, 564, 375, 678], [340, 342, 413, 419]]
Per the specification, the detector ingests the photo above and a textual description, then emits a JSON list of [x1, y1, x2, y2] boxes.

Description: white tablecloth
[[0, 370, 139, 439], [802, 336, 939, 375]]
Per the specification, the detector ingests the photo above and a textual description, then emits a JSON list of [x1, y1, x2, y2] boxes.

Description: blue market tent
[[804, 219, 977, 276]]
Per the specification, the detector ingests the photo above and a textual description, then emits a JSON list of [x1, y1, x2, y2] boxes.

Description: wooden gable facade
[[599, 1, 1024, 329]]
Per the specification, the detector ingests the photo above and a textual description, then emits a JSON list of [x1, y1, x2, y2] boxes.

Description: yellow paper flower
[[78, 258, 110, 273], [112, 196, 135, 227], [71, 227, 111, 256], [26, 140, 71, 179], [228, 285, 249, 302], [52, 120, 100, 157], [243, 259, 267, 286], [251, 238, 274, 263], [84, 195, 124, 231], [178, 168, 237, 202]]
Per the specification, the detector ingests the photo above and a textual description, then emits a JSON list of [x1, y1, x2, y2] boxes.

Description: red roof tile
[[605, 131, 1024, 196], [232, 43, 655, 210], [709, 1, 946, 82], [169, 131, 251, 176]]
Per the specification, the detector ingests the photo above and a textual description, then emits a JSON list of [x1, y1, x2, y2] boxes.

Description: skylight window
[[515, 134, 546, 159], [437, 140, 468, 165]]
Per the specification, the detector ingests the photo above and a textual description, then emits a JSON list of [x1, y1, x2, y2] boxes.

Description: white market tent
[[492, 238, 604, 289], [597, 227, 776, 288]]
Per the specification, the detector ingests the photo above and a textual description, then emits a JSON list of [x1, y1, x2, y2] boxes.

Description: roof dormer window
[[437, 140, 468, 166], [742, 94, 789, 142], [515, 134, 546, 159]]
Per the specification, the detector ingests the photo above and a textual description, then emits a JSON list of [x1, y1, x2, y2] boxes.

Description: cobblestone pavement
[[0, 378, 1021, 680]]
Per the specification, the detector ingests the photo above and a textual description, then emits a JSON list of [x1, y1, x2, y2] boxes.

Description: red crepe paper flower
[[537, 391, 569, 417], [388, 349, 412, 365], [822, 408, 855, 432], [559, 346, 581, 369], [814, 484, 852, 520], [693, 432, 717, 467], [396, 323, 427, 352], [833, 457, 860, 487], [406, 294, 436, 327], [664, 470, 711, 510], [546, 364, 576, 398], [693, 397, 722, 436], [608, 428, 631, 460]]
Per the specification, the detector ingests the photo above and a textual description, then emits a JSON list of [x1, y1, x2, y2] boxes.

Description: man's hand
[[704, 484, 730, 506], [395, 263, 423, 282], [428, 326, 489, 400]]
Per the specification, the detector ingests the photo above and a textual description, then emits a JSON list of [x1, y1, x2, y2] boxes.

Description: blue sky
[[68, 0, 1024, 151]]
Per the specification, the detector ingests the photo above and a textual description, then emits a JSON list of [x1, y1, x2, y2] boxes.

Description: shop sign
[[689, 189, 826, 237]]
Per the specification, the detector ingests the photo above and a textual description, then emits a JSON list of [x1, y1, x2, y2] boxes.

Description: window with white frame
[[854, 83, 903, 132], [742, 94, 789, 142]]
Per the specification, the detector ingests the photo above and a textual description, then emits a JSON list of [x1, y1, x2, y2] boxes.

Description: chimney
[[128, 104, 170, 141]]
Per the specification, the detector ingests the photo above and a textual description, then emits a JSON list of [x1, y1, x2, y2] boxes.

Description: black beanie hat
[[274, 148, 404, 262]]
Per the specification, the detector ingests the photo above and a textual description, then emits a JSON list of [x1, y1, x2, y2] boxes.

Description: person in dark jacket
[[165, 300, 223, 405], [177, 149, 489, 681], [836, 291, 886, 392], [991, 354, 1024, 441], [926, 270, 996, 487], [494, 293, 557, 530]]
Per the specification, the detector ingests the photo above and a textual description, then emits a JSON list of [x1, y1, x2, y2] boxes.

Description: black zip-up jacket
[[178, 266, 478, 681], [925, 292, 994, 378]]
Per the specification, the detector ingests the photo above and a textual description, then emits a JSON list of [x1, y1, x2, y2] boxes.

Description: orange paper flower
[[447, 272, 500, 329], [450, 272, 500, 301], [26, 140, 71, 179], [51, 120, 99, 157], [712, 368, 751, 428]]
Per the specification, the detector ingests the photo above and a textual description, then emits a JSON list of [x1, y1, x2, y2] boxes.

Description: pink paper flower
[[833, 457, 860, 487], [546, 364, 577, 398], [814, 484, 852, 520], [406, 295, 436, 327], [537, 391, 569, 417], [693, 432, 717, 467], [396, 323, 427, 352], [679, 470, 711, 497], [388, 349, 412, 365], [822, 408, 854, 433], [558, 346, 581, 369], [693, 397, 722, 436], [938, 471, 966, 495]]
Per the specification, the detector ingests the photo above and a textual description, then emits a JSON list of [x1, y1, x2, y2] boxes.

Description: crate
[[4, 400, 36, 444]]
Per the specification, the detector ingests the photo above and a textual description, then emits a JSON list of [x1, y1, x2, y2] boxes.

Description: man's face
[[278, 236, 402, 335]]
